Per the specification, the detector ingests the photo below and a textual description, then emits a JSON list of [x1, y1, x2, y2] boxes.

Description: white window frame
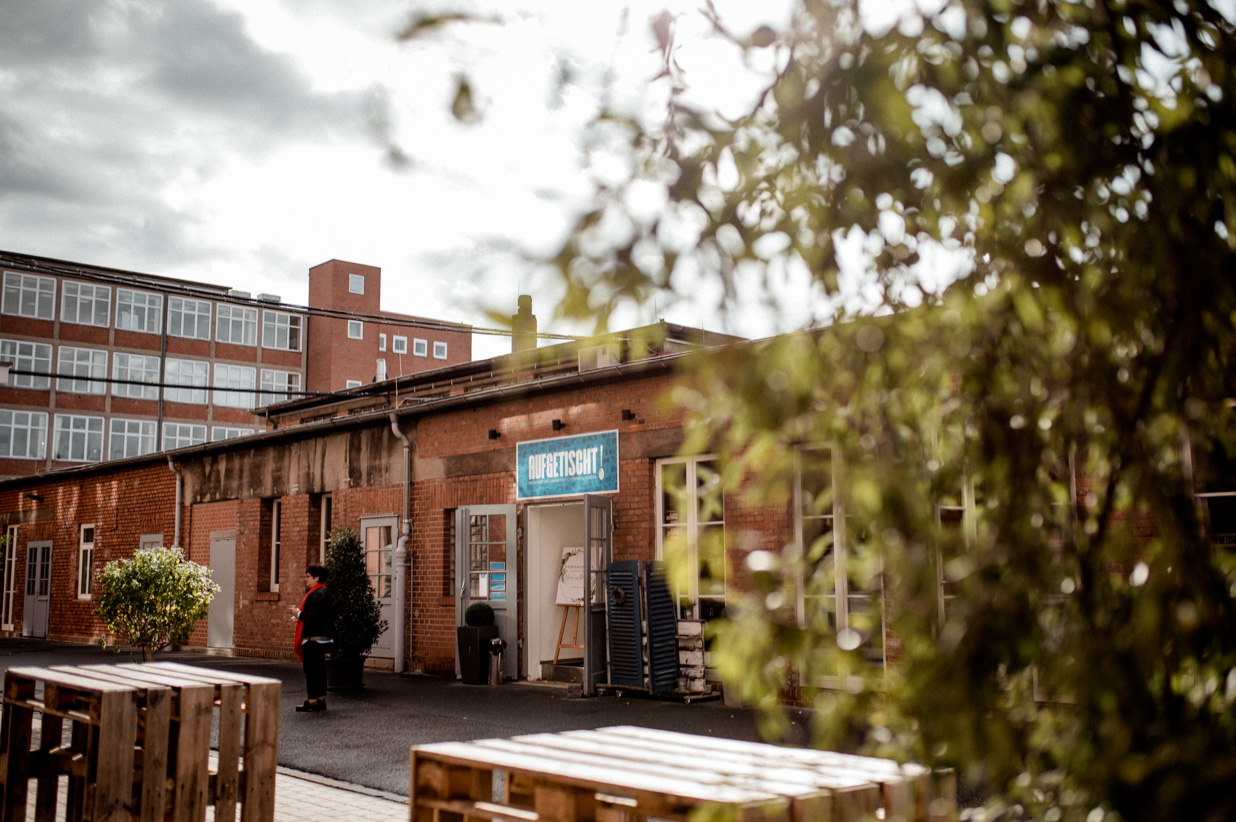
[[167, 297, 212, 340], [262, 310, 303, 352], [216, 304, 258, 346], [412, 338, 427, 357], [115, 289, 162, 334], [345, 380, 362, 389], [164, 358, 209, 404], [379, 333, 387, 352], [259, 369, 301, 406], [213, 364, 256, 409], [270, 499, 282, 592], [319, 493, 332, 563], [56, 346, 107, 395], [53, 414, 104, 462], [139, 533, 164, 550], [655, 455, 726, 622], [2, 525, 18, 629], [2, 272, 55, 320], [349, 273, 365, 294], [112, 352, 161, 400], [347, 320, 363, 340], [162, 422, 206, 450], [791, 447, 888, 687], [60, 282, 111, 327], [0, 410, 48, 460], [392, 336, 408, 354], [108, 418, 156, 460], [77, 524, 96, 599], [433, 341, 448, 360], [1, 339, 52, 389], [211, 426, 254, 441]]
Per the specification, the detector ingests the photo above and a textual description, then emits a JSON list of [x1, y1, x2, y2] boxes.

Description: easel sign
[[554, 547, 585, 662], [556, 547, 585, 606]]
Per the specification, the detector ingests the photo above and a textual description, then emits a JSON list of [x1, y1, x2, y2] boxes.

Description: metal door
[[361, 516, 396, 658], [457, 505, 518, 679], [582, 494, 613, 695], [21, 540, 52, 638], [207, 532, 235, 649]]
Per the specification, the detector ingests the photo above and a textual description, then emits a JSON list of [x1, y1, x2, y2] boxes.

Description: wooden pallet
[[410, 725, 956, 822], [0, 662, 279, 822]]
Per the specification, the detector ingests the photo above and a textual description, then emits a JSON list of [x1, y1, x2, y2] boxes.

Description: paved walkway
[[269, 766, 407, 822]]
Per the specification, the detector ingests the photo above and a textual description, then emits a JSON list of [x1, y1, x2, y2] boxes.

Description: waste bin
[[488, 637, 507, 685]]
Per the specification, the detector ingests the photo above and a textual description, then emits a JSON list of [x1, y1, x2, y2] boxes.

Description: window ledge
[[254, 592, 280, 602]]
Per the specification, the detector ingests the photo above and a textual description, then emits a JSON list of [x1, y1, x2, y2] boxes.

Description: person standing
[[293, 564, 333, 712]]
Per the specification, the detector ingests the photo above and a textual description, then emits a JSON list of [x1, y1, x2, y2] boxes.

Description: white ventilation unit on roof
[[228, 289, 251, 299], [578, 343, 621, 372], [257, 293, 281, 303]]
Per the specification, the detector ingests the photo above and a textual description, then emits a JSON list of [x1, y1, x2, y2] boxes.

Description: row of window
[[376, 332, 448, 359], [2, 272, 303, 350], [0, 409, 251, 462], [1, 339, 301, 407]]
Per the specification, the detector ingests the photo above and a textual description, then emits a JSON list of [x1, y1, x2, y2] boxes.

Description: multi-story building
[[0, 251, 471, 479]]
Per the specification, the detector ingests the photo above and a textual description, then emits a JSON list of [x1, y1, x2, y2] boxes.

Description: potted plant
[[457, 602, 499, 684], [324, 528, 387, 689]]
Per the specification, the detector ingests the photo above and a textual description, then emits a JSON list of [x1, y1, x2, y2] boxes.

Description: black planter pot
[[326, 655, 366, 691], [457, 625, 499, 684]]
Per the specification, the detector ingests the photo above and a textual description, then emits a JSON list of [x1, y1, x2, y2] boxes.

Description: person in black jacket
[[292, 564, 333, 712]]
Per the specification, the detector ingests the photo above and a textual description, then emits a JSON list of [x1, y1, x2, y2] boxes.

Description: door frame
[[22, 539, 52, 639], [581, 494, 613, 696], [456, 505, 519, 679]]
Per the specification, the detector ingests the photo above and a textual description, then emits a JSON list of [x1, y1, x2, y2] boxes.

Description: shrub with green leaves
[[324, 528, 388, 659], [94, 545, 220, 661]]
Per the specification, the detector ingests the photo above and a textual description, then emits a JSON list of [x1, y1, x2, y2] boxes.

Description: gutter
[[167, 456, 183, 548], [388, 414, 413, 674]]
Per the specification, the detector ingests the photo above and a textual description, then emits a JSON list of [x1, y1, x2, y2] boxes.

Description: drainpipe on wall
[[389, 414, 412, 674], [167, 456, 183, 548]]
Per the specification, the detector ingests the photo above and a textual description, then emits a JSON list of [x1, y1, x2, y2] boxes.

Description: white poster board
[[555, 546, 585, 606]]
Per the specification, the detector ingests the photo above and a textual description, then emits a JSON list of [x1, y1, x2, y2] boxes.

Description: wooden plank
[[239, 679, 280, 822], [34, 683, 64, 821], [831, 783, 880, 822], [91, 687, 138, 822], [2, 672, 35, 822], [171, 683, 213, 822], [212, 683, 244, 822], [137, 686, 172, 822], [534, 781, 595, 822]]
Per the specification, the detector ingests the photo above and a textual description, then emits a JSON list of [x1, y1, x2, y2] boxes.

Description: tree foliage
[[523, 1, 1236, 820], [94, 546, 219, 661], [324, 528, 388, 659]]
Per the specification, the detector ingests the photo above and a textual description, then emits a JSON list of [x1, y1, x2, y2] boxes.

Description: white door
[[207, 532, 235, 649], [21, 540, 52, 638], [361, 517, 396, 658]]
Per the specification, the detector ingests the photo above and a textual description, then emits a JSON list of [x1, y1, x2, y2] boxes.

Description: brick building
[[0, 250, 471, 479], [3, 310, 1226, 696]]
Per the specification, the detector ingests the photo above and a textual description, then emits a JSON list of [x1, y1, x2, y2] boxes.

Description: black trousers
[[302, 640, 328, 700]]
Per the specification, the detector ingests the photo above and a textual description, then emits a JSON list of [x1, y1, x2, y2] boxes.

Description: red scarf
[[295, 583, 325, 660]]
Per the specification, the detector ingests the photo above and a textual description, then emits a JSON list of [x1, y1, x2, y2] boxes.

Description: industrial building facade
[[0, 250, 471, 480]]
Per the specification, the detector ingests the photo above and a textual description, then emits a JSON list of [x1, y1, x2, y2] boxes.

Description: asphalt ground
[[0, 638, 795, 797]]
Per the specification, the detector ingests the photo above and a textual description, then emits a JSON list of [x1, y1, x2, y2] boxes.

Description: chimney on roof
[[512, 295, 537, 354]]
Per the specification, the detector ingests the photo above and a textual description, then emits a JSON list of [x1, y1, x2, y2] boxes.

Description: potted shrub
[[324, 528, 387, 689], [457, 602, 499, 684]]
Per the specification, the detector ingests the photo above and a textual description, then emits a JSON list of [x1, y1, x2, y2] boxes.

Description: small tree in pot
[[457, 601, 499, 684], [324, 528, 387, 689]]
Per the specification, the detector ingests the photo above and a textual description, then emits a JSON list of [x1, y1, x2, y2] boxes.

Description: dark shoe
[[295, 699, 325, 712]]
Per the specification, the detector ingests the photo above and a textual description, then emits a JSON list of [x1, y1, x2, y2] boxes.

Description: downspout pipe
[[167, 456, 183, 548], [389, 414, 412, 674]]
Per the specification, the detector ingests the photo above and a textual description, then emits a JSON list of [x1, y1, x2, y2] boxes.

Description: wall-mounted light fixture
[[552, 419, 565, 431], [488, 429, 501, 440], [621, 409, 636, 421]]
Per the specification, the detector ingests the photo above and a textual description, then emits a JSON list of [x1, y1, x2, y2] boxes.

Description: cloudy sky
[[0, 0, 807, 358]]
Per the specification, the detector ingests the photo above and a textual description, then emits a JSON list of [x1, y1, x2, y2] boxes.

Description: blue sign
[[517, 430, 619, 500]]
